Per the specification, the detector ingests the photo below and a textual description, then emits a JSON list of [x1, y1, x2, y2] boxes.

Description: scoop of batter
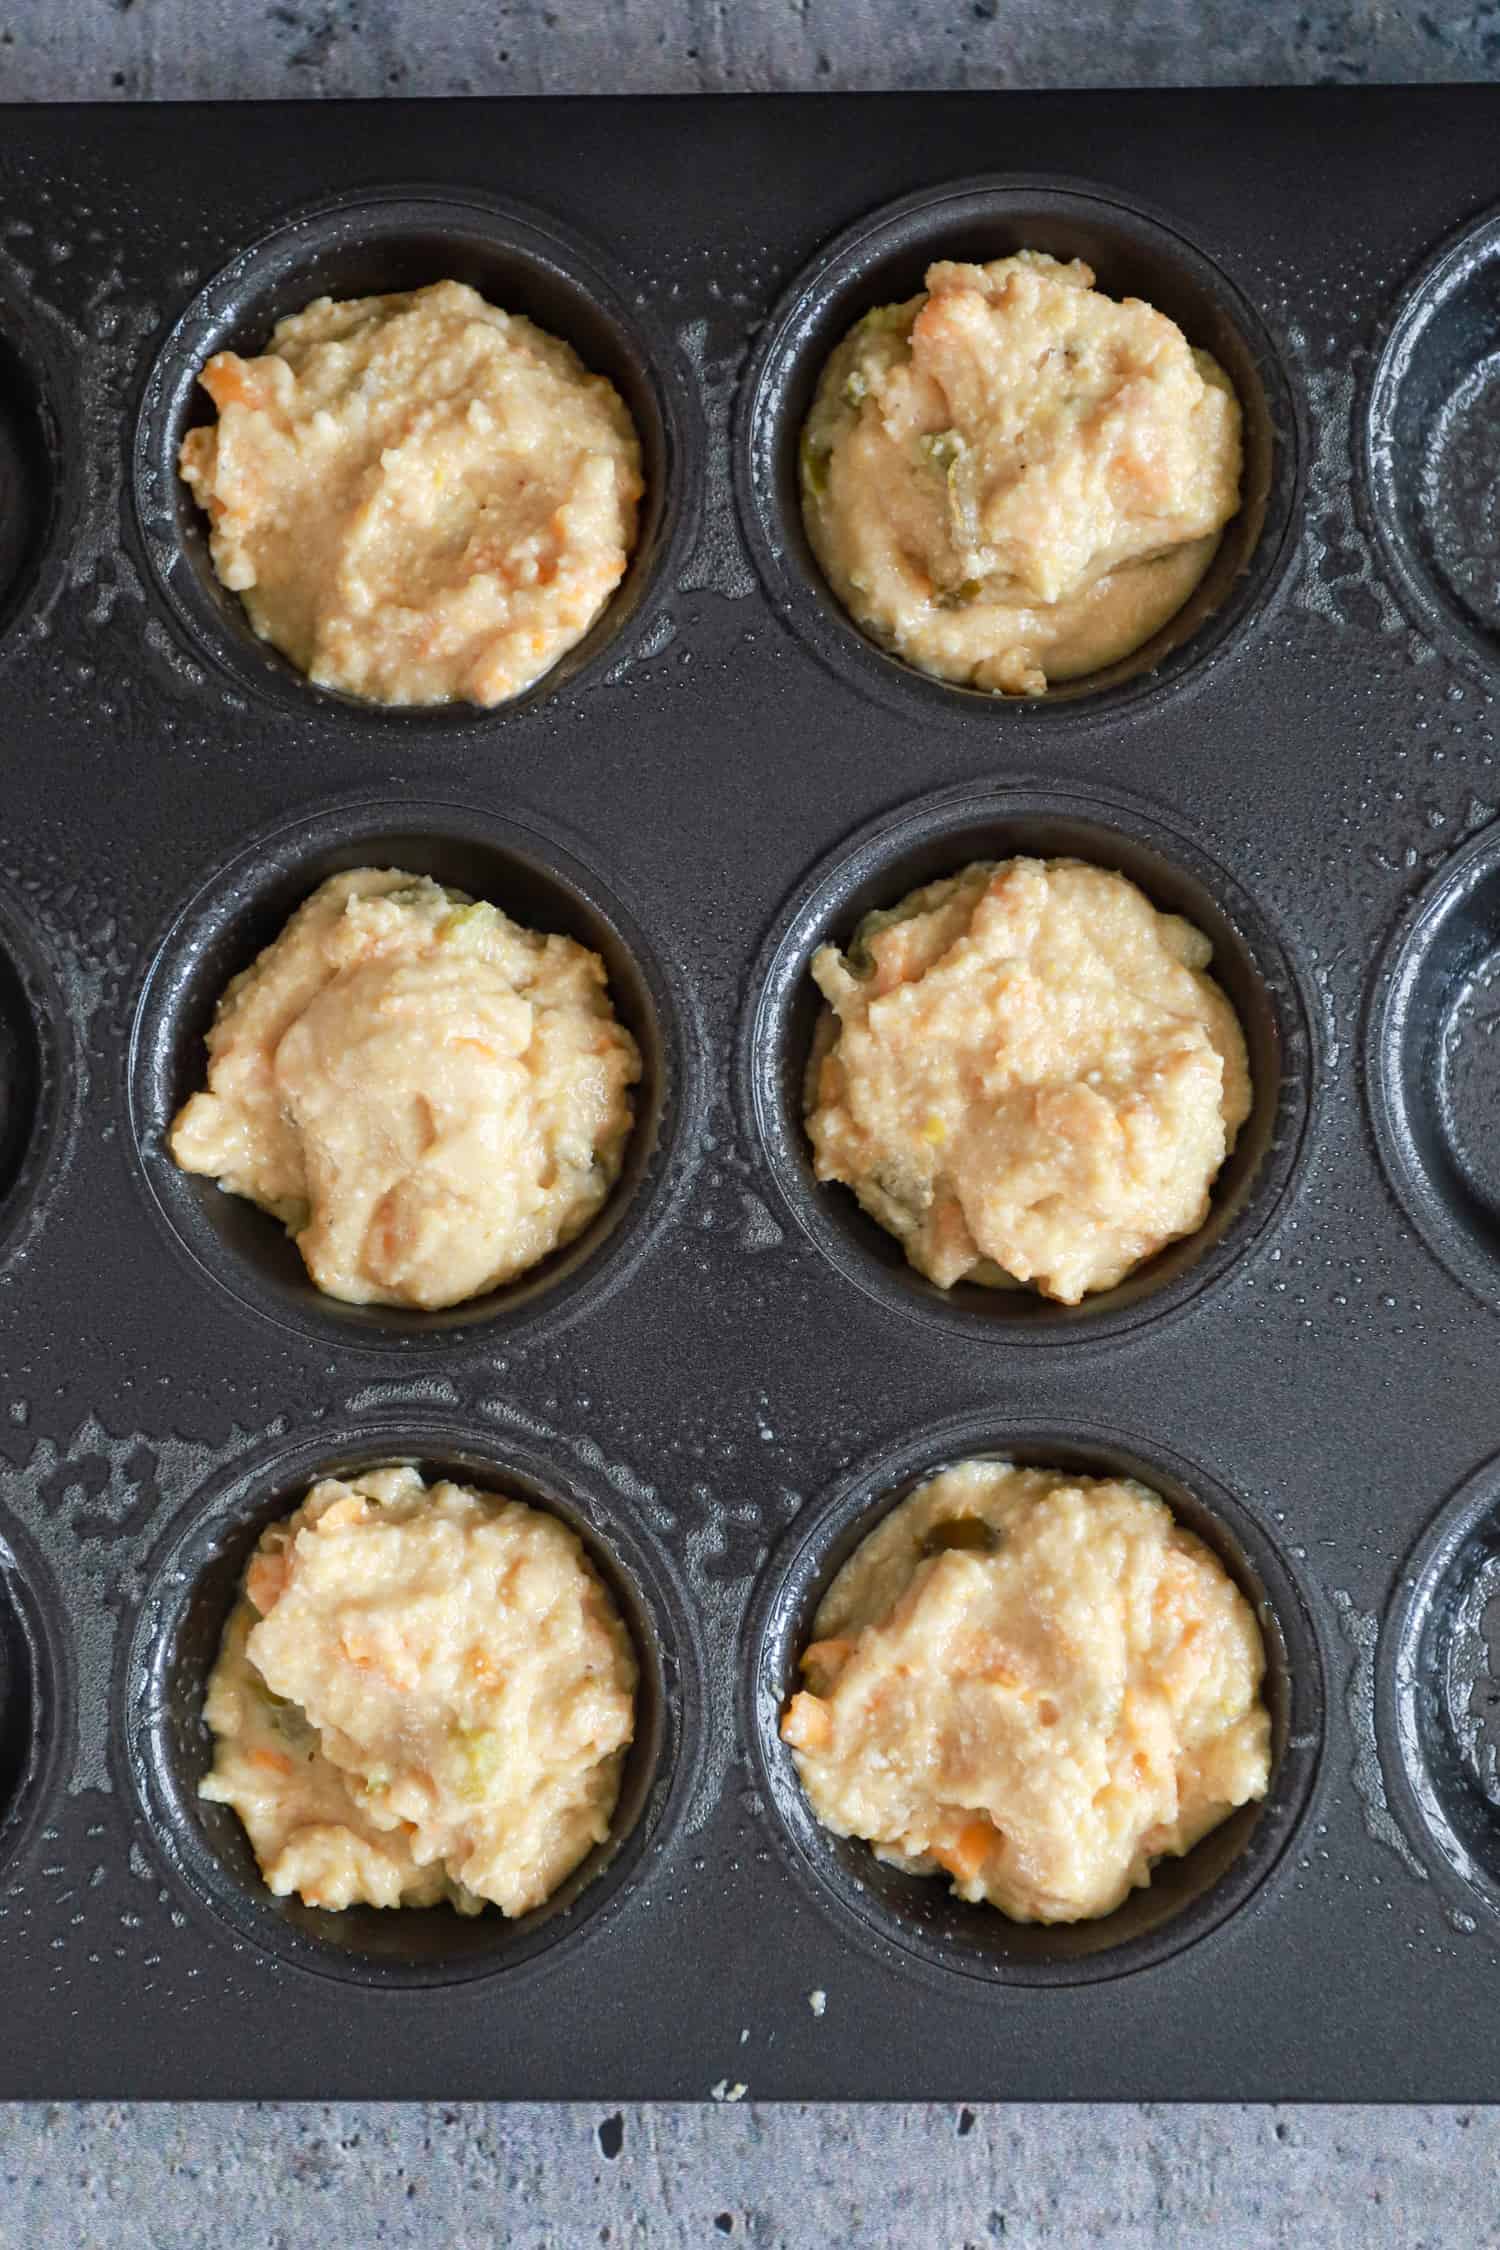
[[179, 279, 643, 706], [781, 1460, 1271, 1924], [804, 856, 1251, 1303], [800, 252, 1243, 693], [170, 868, 640, 1309], [201, 1467, 637, 1915]]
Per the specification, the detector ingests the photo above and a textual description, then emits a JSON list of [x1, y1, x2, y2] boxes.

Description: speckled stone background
[[5, 5, 1500, 2243]]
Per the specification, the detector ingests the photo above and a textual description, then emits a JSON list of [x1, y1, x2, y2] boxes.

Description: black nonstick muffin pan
[[2, 87, 1500, 2100]]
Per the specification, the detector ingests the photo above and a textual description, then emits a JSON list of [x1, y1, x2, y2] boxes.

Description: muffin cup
[[0, 884, 72, 1275], [0, 269, 71, 659], [1359, 202, 1500, 684], [1378, 1451, 1500, 1934], [0, 1508, 72, 1893], [131, 185, 701, 726], [1365, 819, 1500, 1312], [116, 1418, 703, 1987], [126, 794, 700, 1354], [735, 173, 1302, 727], [743, 1413, 1325, 1988], [739, 777, 1316, 1347]]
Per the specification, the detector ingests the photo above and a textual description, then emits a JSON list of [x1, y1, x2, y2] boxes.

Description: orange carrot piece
[[245, 1551, 289, 1616], [934, 1816, 998, 1887], [799, 1637, 855, 1692], [780, 1691, 832, 1752], [201, 355, 261, 411]]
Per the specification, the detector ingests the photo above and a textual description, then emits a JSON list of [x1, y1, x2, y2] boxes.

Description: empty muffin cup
[[1361, 204, 1500, 682], [740, 778, 1315, 1346], [1379, 1451, 1500, 1931], [743, 1413, 1324, 1987], [118, 1420, 701, 1986], [735, 174, 1301, 725], [1366, 820, 1500, 1311], [0, 279, 67, 656], [0, 887, 69, 1274], [0, 1510, 71, 1892], [127, 797, 696, 1352], [132, 186, 699, 723]]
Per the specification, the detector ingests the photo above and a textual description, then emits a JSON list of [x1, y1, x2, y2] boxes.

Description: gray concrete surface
[[5, 2, 1500, 2242], [4, 2101, 1500, 2247], [3, 0, 1498, 99]]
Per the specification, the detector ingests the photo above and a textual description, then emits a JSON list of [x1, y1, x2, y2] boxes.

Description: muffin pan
[[2, 87, 1500, 2100]]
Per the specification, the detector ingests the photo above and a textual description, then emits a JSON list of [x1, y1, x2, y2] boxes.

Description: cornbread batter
[[179, 280, 643, 705], [170, 868, 640, 1309], [781, 1459, 1271, 1923], [800, 252, 1243, 693], [202, 1466, 638, 1916], [804, 856, 1250, 1302]]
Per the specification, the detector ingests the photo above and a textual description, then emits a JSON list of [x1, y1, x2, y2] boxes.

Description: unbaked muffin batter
[[202, 1466, 638, 1916], [170, 868, 640, 1309], [804, 856, 1251, 1302], [800, 252, 1243, 694], [781, 1459, 1271, 1923], [179, 279, 643, 706]]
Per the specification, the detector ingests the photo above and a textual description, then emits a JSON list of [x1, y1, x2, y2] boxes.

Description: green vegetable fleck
[[856, 302, 910, 337], [917, 429, 964, 474], [452, 1725, 506, 1802], [800, 430, 832, 497], [922, 1516, 1002, 1557], [441, 899, 502, 948]]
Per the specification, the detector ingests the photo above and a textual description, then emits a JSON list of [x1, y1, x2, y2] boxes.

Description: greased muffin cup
[[1379, 1452, 1500, 1932], [132, 186, 702, 727], [0, 1508, 71, 1895], [0, 883, 72, 1277], [743, 1413, 1325, 1988], [1366, 820, 1500, 1313], [0, 269, 72, 660], [116, 1419, 704, 1987], [127, 795, 701, 1354], [1360, 203, 1500, 686], [735, 174, 1302, 727], [739, 778, 1316, 1347]]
